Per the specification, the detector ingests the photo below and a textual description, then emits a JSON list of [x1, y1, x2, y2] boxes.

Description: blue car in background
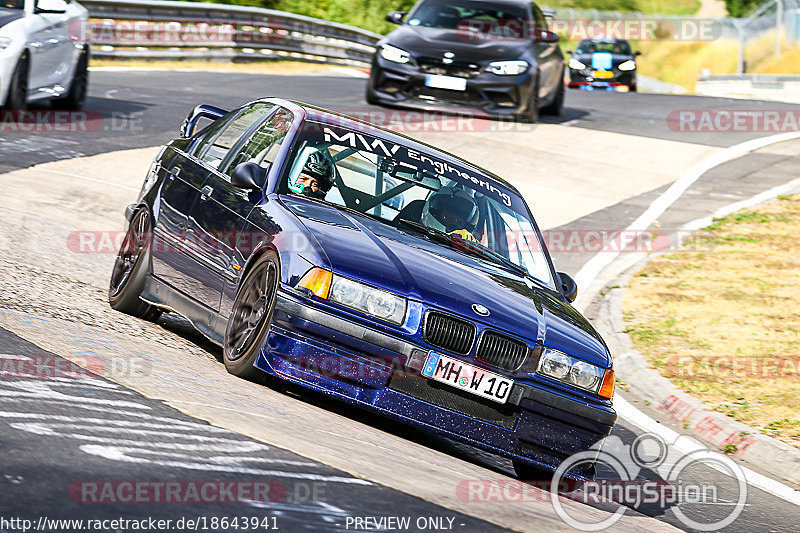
[[110, 97, 616, 480]]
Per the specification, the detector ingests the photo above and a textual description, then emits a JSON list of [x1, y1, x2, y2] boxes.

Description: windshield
[[576, 40, 632, 55], [1, 0, 24, 9], [406, 0, 529, 29], [281, 121, 555, 288]]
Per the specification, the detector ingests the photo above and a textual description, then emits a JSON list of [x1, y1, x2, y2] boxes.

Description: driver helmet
[[290, 150, 334, 199], [421, 186, 479, 234]]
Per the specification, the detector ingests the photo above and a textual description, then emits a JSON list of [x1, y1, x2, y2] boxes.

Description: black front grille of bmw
[[476, 332, 529, 372], [423, 312, 476, 355], [417, 57, 482, 78]]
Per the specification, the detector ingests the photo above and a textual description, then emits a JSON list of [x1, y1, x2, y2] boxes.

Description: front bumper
[[568, 68, 636, 88], [369, 55, 535, 119], [255, 290, 617, 479]]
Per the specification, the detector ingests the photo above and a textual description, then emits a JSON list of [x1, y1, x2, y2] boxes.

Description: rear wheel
[[54, 50, 89, 110], [3, 54, 29, 111], [223, 252, 280, 380], [109, 209, 162, 321], [365, 75, 380, 105]]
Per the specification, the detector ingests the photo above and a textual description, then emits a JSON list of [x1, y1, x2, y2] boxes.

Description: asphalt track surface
[[1, 70, 800, 532]]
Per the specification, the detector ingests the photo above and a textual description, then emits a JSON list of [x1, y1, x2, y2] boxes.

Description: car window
[[196, 103, 274, 170], [225, 108, 293, 174], [577, 40, 632, 55], [3, 0, 24, 8], [282, 122, 555, 288], [407, 0, 529, 29], [530, 3, 547, 32]]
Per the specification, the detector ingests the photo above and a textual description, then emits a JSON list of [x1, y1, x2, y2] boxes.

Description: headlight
[[0, 37, 12, 51], [618, 60, 636, 71], [380, 44, 411, 64], [536, 348, 614, 398], [298, 268, 407, 325], [568, 58, 586, 70], [487, 60, 529, 76]]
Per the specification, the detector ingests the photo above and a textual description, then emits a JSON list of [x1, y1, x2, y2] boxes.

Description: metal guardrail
[[79, 0, 382, 66]]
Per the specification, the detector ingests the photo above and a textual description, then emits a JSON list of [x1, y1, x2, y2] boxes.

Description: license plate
[[422, 352, 513, 404], [424, 74, 467, 91], [593, 70, 614, 78]]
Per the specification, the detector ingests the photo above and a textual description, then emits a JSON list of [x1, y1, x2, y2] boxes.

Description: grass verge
[[623, 195, 800, 449]]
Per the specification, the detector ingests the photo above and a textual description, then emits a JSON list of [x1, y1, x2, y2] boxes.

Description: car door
[[150, 105, 266, 294], [27, 0, 70, 90], [530, 3, 559, 98], [177, 102, 280, 311]]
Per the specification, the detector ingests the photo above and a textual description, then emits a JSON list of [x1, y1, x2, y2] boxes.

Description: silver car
[[0, 0, 90, 110]]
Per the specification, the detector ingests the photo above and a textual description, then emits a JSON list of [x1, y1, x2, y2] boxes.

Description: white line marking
[[682, 176, 800, 232], [0, 354, 31, 360], [80, 445, 372, 484], [574, 131, 800, 302], [36, 169, 139, 192], [572, 130, 800, 507], [615, 396, 800, 506]]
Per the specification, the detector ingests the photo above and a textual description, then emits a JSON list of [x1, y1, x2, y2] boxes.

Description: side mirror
[[35, 0, 67, 13], [635, 51, 642, 56], [231, 162, 267, 191], [536, 30, 559, 44], [557, 272, 578, 303], [385, 11, 407, 24]]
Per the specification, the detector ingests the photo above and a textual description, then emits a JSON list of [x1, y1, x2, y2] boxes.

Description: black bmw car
[[366, 0, 565, 122], [567, 37, 640, 92]]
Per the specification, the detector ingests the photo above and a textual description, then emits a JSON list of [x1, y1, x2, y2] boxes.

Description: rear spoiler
[[180, 104, 229, 139]]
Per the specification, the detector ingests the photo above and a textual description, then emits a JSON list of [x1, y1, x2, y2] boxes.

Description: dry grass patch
[[623, 195, 800, 449]]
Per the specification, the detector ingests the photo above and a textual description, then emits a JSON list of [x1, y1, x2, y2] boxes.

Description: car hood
[[384, 24, 529, 63], [284, 198, 610, 367], [0, 8, 23, 29]]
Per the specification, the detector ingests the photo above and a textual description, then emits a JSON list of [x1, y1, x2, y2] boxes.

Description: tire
[[54, 50, 89, 110], [3, 54, 29, 111], [541, 75, 565, 116], [223, 251, 280, 380], [519, 78, 539, 124], [108, 208, 163, 321], [629, 83, 638, 92], [365, 76, 380, 106]]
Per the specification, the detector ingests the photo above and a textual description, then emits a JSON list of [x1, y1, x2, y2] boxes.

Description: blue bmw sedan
[[110, 98, 616, 480]]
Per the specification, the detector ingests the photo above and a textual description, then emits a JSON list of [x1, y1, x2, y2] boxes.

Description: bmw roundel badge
[[472, 304, 490, 317]]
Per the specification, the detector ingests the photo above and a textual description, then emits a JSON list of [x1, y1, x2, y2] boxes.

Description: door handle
[[168, 167, 180, 180], [200, 185, 213, 200]]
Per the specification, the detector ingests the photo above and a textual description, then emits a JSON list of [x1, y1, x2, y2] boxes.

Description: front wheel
[[3, 54, 29, 111], [223, 251, 280, 380], [541, 78, 565, 116], [109, 208, 162, 321], [519, 79, 539, 124]]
